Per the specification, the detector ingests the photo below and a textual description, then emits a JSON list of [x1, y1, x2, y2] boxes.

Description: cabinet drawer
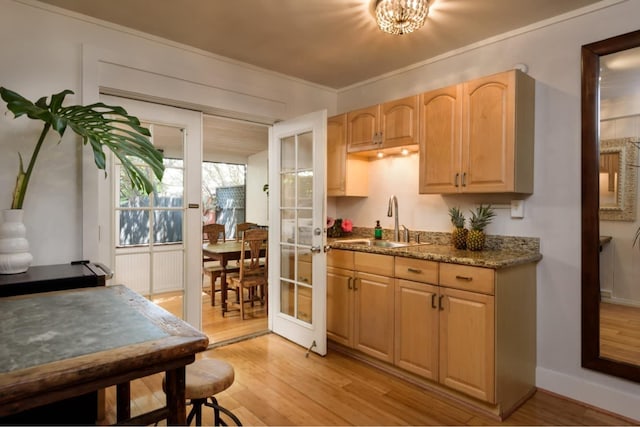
[[354, 252, 394, 277], [328, 249, 354, 269], [440, 263, 495, 295], [394, 257, 438, 283]]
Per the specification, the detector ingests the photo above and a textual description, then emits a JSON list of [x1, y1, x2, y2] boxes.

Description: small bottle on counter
[[374, 220, 382, 240]]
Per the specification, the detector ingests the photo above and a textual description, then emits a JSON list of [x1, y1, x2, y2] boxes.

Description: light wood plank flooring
[[102, 333, 637, 426], [600, 302, 640, 366], [152, 273, 268, 346]]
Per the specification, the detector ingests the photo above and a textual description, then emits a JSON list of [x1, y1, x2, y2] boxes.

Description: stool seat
[[164, 358, 241, 426], [185, 359, 235, 399]]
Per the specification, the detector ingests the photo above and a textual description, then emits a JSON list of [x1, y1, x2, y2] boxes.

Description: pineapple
[[466, 205, 496, 251], [448, 207, 468, 249]]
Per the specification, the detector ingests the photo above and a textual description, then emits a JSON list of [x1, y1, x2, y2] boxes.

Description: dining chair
[[227, 228, 268, 319], [235, 222, 257, 241], [202, 223, 238, 306]]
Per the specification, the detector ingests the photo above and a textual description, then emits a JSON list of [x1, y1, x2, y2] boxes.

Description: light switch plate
[[511, 200, 525, 218]]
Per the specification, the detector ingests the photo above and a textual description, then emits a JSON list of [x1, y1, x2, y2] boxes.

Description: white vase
[[0, 209, 33, 274]]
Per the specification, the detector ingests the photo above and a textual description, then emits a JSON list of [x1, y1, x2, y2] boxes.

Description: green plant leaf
[[1, 87, 164, 208]]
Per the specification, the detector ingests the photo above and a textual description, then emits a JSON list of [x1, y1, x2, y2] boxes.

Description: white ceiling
[[36, 0, 605, 89]]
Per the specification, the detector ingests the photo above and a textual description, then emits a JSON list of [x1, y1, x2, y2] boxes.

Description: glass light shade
[[375, 0, 429, 35]]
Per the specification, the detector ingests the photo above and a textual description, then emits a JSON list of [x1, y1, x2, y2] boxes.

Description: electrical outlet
[[511, 200, 525, 218]]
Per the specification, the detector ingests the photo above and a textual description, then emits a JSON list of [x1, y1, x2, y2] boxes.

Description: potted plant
[[0, 87, 164, 274]]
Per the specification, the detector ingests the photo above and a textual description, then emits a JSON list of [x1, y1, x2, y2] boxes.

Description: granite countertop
[[328, 230, 542, 269]]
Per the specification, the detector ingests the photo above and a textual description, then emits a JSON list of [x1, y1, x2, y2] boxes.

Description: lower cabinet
[[329, 249, 537, 418], [327, 250, 395, 363]]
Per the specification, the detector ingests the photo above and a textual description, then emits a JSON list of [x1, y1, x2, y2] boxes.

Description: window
[[202, 162, 246, 239]]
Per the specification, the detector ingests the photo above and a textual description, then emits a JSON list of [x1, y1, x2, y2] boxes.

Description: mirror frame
[[582, 29, 640, 382]]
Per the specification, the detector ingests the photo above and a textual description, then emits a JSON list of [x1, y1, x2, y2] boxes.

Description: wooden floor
[[152, 273, 268, 346], [102, 333, 637, 426], [600, 302, 640, 366]]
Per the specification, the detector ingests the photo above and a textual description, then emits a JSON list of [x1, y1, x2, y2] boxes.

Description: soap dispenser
[[374, 220, 383, 240]]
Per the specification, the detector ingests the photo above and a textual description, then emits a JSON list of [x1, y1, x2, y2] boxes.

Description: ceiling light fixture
[[375, 0, 430, 35]]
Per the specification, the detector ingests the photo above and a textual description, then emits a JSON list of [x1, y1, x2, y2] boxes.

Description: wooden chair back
[[203, 223, 225, 244], [236, 222, 257, 241], [238, 228, 268, 281]]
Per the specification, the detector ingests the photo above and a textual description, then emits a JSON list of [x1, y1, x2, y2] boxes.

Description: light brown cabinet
[[327, 114, 368, 197], [347, 95, 419, 155], [394, 258, 536, 417], [327, 250, 395, 363], [419, 69, 535, 194]]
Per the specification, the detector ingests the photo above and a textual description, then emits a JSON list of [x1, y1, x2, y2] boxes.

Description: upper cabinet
[[347, 95, 419, 156], [419, 70, 535, 194], [327, 114, 368, 197]]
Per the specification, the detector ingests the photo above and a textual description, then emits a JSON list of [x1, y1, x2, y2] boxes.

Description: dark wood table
[[203, 241, 266, 315], [0, 285, 209, 425]]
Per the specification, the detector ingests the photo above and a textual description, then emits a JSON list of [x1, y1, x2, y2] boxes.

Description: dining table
[[0, 284, 209, 425], [202, 240, 267, 315]]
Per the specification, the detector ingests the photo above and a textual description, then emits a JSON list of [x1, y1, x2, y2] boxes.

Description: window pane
[[155, 165, 184, 208], [118, 210, 149, 246], [118, 166, 150, 208], [281, 135, 295, 171], [154, 210, 183, 244]]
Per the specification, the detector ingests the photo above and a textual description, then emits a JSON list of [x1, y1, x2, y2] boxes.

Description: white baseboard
[[601, 296, 640, 308], [536, 367, 640, 422]]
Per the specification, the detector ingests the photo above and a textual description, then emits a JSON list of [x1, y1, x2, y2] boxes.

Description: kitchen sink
[[335, 238, 414, 248]]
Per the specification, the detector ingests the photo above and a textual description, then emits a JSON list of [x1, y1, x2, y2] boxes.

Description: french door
[[101, 95, 203, 329], [269, 110, 327, 356]]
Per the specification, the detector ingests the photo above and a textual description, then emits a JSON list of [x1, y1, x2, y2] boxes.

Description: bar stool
[[164, 358, 241, 426]]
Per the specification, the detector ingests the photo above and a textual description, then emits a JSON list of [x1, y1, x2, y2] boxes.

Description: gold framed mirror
[[582, 29, 640, 382], [599, 138, 638, 221]]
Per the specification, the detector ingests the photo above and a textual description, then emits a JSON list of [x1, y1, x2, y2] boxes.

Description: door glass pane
[[280, 209, 295, 243], [297, 248, 312, 286], [297, 171, 313, 207], [297, 131, 313, 170], [297, 284, 312, 324], [281, 135, 296, 171], [281, 247, 295, 281], [153, 210, 183, 243], [280, 281, 295, 317], [118, 210, 150, 246], [281, 172, 296, 208]]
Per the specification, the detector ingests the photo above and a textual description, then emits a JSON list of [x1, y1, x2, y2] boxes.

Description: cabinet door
[[395, 279, 439, 380], [439, 287, 495, 403], [328, 114, 368, 197], [327, 266, 354, 347], [353, 271, 395, 362], [380, 95, 419, 149], [327, 114, 348, 196], [462, 71, 515, 192], [419, 85, 462, 194], [347, 105, 380, 152]]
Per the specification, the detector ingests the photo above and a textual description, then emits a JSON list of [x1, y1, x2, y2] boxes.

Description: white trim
[[537, 366, 640, 421]]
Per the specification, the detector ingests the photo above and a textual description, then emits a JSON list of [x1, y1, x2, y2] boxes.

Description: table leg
[[221, 260, 229, 316], [116, 382, 131, 423], [165, 367, 186, 426]]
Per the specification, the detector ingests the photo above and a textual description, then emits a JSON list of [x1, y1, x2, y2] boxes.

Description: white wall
[[0, 0, 336, 265], [334, 0, 640, 420], [246, 150, 269, 226]]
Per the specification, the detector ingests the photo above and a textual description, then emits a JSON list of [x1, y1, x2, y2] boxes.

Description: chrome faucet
[[387, 195, 399, 241]]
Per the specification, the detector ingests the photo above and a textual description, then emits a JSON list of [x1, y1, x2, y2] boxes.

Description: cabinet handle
[[431, 293, 437, 309], [462, 172, 467, 187], [354, 278, 359, 291], [455, 275, 473, 281], [407, 267, 422, 274], [300, 277, 309, 283], [454, 173, 460, 187], [347, 277, 353, 290], [438, 295, 445, 310]]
